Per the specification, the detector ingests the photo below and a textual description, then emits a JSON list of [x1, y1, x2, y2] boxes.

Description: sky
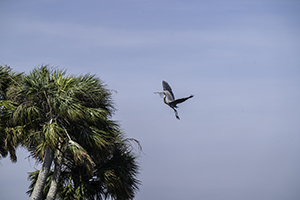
[[1, 0, 300, 199]]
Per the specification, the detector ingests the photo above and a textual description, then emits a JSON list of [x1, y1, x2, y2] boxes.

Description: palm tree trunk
[[30, 147, 54, 200], [46, 149, 63, 200]]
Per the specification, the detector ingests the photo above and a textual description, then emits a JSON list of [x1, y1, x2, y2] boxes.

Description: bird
[[155, 80, 194, 120]]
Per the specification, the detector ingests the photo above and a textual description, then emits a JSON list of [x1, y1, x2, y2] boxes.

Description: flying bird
[[155, 80, 194, 120]]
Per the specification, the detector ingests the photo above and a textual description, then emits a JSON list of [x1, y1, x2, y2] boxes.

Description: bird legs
[[172, 107, 180, 120]]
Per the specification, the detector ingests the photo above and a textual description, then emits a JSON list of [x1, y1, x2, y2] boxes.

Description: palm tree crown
[[1, 65, 140, 200]]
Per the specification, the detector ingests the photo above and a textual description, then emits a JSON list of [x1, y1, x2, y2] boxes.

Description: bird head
[[154, 91, 165, 98]]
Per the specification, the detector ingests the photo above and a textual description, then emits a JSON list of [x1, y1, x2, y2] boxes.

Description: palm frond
[[67, 139, 95, 175], [43, 122, 63, 148]]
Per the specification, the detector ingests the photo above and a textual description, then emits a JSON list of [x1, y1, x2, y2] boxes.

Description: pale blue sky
[[1, 1, 300, 200]]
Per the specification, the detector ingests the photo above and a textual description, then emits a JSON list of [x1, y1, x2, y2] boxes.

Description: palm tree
[[27, 137, 140, 200], [0, 65, 23, 162], [3, 66, 138, 200]]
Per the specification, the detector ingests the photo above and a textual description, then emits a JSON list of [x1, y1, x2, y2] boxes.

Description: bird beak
[[154, 92, 164, 98]]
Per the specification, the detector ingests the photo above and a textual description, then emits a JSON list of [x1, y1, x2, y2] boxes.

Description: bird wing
[[172, 95, 193, 105], [162, 81, 175, 101]]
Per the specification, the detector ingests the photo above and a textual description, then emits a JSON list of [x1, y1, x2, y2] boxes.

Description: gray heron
[[155, 80, 193, 119]]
